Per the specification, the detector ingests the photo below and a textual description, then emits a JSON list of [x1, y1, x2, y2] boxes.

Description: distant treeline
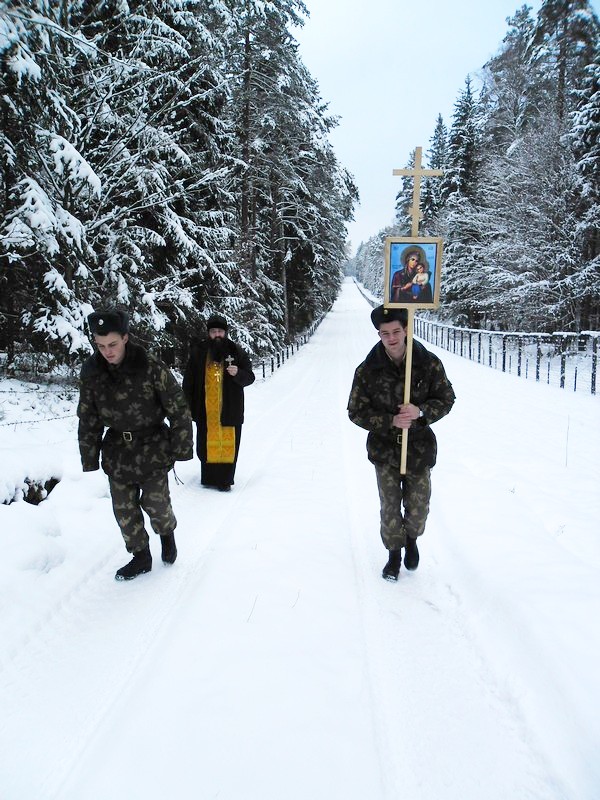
[[347, 1, 600, 334], [0, 0, 357, 369]]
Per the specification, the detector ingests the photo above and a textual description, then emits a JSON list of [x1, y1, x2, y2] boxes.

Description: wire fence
[[252, 323, 320, 380], [415, 319, 598, 395]]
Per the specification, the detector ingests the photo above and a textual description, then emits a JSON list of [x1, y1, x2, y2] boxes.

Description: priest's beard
[[208, 337, 226, 363]]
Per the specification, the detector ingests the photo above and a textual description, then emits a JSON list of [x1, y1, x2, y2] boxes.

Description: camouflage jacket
[[348, 340, 455, 472], [77, 341, 193, 482]]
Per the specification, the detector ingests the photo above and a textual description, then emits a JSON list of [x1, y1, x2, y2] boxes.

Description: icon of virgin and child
[[390, 246, 434, 304]]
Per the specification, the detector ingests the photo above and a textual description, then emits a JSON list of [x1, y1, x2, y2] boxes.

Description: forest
[[348, 0, 600, 334], [1, 2, 599, 375], [0, 0, 356, 369]]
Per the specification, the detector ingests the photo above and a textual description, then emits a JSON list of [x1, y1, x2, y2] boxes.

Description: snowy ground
[[1, 279, 599, 800]]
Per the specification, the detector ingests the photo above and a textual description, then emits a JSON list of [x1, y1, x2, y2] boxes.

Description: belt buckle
[[123, 431, 133, 442], [396, 434, 402, 444]]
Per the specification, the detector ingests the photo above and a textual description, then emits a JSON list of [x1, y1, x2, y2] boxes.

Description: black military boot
[[115, 546, 152, 581], [161, 532, 177, 565], [382, 550, 401, 581], [404, 537, 420, 571]]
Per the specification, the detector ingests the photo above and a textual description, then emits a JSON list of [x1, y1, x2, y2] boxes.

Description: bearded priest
[[183, 315, 255, 492]]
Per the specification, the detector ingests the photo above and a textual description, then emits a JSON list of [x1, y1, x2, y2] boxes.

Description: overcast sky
[[292, 0, 598, 255]]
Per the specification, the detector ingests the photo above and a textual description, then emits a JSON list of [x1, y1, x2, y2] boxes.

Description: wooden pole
[[400, 307, 415, 475], [392, 147, 443, 475]]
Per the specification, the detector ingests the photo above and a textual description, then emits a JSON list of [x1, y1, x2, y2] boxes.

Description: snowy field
[[1, 279, 599, 800]]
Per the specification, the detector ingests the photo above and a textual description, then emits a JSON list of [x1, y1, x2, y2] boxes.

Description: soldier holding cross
[[183, 314, 255, 492], [347, 305, 455, 581]]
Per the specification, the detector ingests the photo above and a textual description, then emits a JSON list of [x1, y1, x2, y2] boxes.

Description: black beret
[[88, 309, 129, 336], [206, 314, 228, 332], [371, 305, 408, 329]]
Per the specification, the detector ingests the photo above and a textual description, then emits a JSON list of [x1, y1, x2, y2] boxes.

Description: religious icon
[[384, 237, 443, 308]]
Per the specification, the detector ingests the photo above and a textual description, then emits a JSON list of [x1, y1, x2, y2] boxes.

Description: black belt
[[108, 424, 163, 442]]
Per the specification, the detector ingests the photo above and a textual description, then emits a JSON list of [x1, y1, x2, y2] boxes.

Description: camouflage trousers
[[108, 470, 177, 554], [374, 462, 431, 551]]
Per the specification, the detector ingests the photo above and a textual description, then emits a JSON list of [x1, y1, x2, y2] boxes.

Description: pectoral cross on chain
[[225, 355, 235, 367], [393, 146, 443, 237]]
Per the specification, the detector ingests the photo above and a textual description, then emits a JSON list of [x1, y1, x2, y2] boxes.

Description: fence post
[[502, 335, 507, 372], [592, 336, 597, 395]]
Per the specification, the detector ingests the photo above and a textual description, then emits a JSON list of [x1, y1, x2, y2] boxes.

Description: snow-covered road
[[1, 280, 598, 799]]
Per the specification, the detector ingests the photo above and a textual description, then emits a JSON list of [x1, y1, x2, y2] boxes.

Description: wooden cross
[[392, 146, 443, 473], [393, 146, 443, 237]]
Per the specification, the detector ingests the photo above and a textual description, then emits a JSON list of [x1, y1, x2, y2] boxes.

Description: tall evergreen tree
[[0, 0, 96, 362], [437, 78, 483, 326], [528, 0, 600, 120], [480, 6, 545, 148], [570, 53, 600, 329], [440, 77, 480, 203], [394, 149, 416, 235], [421, 115, 447, 232], [225, 0, 356, 346]]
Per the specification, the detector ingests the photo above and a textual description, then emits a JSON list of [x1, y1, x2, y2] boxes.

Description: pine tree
[[480, 6, 544, 148], [528, 0, 600, 120], [570, 53, 600, 329], [225, 0, 356, 346], [0, 0, 97, 365], [394, 149, 416, 235], [440, 77, 480, 202], [438, 78, 482, 327], [421, 115, 447, 233]]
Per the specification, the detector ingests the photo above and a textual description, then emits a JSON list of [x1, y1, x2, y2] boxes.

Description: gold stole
[[205, 359, 236, 463]]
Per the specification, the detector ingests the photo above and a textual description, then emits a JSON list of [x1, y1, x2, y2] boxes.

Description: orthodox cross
[[225, 355, 235, 367], [392, 146, 444, 473], [393, 146, 443, 237]]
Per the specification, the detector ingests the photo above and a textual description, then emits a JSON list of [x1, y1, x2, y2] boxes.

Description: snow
[[49, 135, 102, 197], [0, 279, 599, 799]]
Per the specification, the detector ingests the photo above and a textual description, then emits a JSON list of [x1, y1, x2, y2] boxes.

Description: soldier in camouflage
[[77, 309, 193, 581], [348, 305, 455, 581]]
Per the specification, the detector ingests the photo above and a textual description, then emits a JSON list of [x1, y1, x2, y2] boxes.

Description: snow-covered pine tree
[[72, 0, 238, 351], [421, 115, 447, 234], [224, 0, 356, 348], [0, 1, 97, 367], [349, 224, 399, 300], [570, 52, 600, 330], [394, 149, 416, 235], [480, 6, 544, 148], [437, 78, 483, 327], [527, 0, 600, 121]]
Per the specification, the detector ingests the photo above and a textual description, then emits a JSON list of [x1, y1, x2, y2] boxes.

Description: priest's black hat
[[206, 314, 228, 332], [88, 309, 129, 336], [370, 305, 408, 329]]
